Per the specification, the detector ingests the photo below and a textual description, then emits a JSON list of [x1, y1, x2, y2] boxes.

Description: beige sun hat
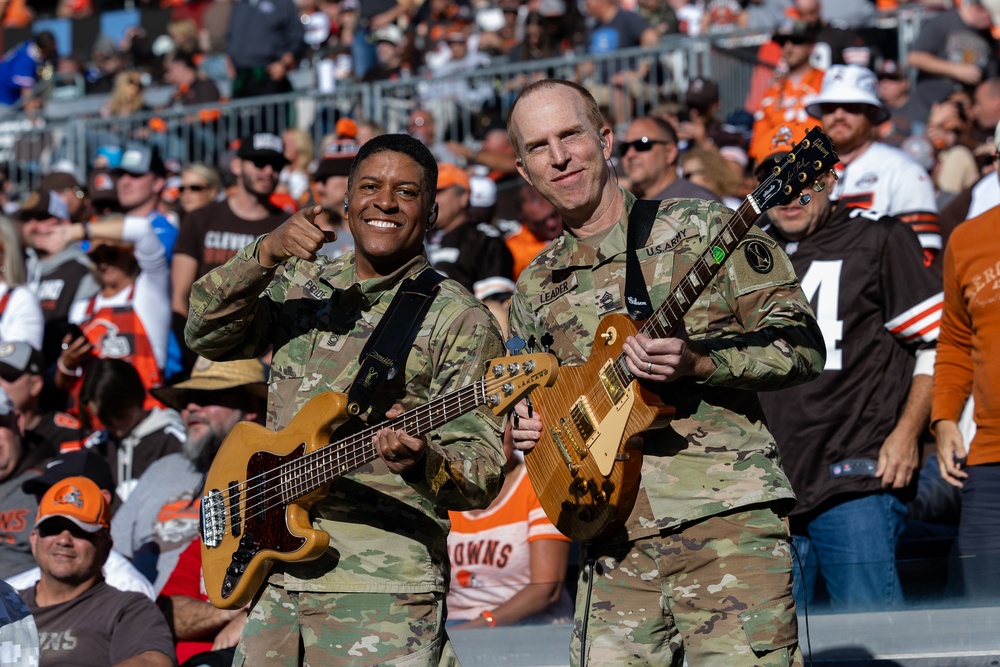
[[151, 357, 268, 410]]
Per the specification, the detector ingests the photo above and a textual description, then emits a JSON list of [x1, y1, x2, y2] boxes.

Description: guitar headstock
[[752, 127, 840, 212], [482, 353, 559, 416]]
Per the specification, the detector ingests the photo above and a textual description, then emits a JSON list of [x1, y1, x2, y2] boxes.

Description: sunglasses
[[179, 184, 209, 193], [248, 158, 285, 171], [621, 137, 670, 153], [774, 36, 812, 46], [817, 102, 871, 116]]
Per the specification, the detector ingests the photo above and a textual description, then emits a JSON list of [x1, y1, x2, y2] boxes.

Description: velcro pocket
[[739, 594, 798, 656]]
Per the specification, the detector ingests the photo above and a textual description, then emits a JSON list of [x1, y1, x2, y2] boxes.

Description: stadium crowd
[[2, 0, 1000, 664]]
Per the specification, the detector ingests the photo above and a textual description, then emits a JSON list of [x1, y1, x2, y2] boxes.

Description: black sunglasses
[[179, 184, 209, 193], [621, 137, 670, 153]]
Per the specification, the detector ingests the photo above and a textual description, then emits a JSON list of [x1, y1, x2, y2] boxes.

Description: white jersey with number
[[832, 141, 941, 260]]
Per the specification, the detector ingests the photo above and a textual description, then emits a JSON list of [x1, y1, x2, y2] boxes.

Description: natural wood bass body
[[524, 314, 674, 542]]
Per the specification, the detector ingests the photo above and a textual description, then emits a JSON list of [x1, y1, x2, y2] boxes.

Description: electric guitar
[[524, 127, 839, 542], [201, 353, 558, 609]]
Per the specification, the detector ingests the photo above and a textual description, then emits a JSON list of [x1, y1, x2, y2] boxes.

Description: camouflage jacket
[[508, 189, 825, 542], [186, 237, 506, 593]]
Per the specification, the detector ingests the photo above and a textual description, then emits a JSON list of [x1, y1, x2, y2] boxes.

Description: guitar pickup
[[570, 399, 597, 444], [599, 360, 626, 404], [227, 481, 242, 538]]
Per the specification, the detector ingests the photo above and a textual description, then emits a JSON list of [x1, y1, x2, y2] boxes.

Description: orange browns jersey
[[750, 67, 825, 162]]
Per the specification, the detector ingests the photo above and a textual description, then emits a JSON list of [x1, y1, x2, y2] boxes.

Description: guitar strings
[[208, 371, 526, 528]]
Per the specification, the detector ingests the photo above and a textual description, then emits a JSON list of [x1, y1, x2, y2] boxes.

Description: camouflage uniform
[[508, 189, 825, 666], [186, 237, 506, 666]]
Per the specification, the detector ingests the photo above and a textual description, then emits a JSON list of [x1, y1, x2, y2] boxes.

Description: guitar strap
[[624, 199, 660, 320], [345, 267, 445, 419]]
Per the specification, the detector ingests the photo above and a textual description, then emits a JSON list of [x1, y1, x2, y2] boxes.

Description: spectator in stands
[[407, 107, 461, 164], [445, 127, 520, 185], [678, 77, 723, 151], [19, 191, 100, 364], [39, 171, 91, 224], [0, 216, 44, 350], [227, 0, 306, 98], [0, 0, 32, 29], [164, 50, 221, 108], [355, 119, 384, 146], [757, 126, 942, 612], [908, 0, 996, 124], [101, 71, 148, 119], [21, 476, 174, 666], [447, 430, 572, 628], [794, 0, 868, 70], [505, 182, 563, 281], [112, 144, 178, 261], [0, 579, 38, 667], [425, 25, 496, 118], [0, 342, 83, 456], [0, 386, 53, 580], [55, 202, 172, 412], [582, 0, 658, 121], [8, 448, 156, 602], [927, 94, 981, 203], [806, 65, 941, 264], [171, 132, 289, 323], [84, 35, 125, 95], [678, 147, 742, 209], [428, 163, 516, 307], [749, 20, 824, 164], [310, 149, 356, 258], [158, 538, 244, 665], [362, 24, 409, 82], [0, 31, 58, 108], [87, 169, 119, 217], [355, 0, 414, 79], [932, 132, 1000, 600], [621, 116, 721, 201], [78, 359, 185, 507], [971, 78, 1000, 145], [178, 163, 222, 220], [877, 59, 922, 148], [111, 357, 266, 592], [279, 128, 314, 204]]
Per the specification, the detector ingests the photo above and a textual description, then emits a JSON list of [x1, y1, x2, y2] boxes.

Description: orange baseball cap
[[35, 476, 111, 532], [755, 124, 807, 178], [437, 162, 470, 191]]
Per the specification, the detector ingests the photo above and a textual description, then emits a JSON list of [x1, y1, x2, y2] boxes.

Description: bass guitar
[[524, 127, 839, 542], [201, 353, 558, 609]]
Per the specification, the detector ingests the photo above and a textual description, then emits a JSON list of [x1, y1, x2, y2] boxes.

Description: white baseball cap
[[805, 65, 889, 124]]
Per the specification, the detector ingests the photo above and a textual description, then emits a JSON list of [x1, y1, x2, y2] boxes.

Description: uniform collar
[[540, 187, 634, 271]]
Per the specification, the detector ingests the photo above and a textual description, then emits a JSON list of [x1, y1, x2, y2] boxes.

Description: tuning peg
[[540, 333, 554, 353], [830, 169, 839, 181], [799, 193, 811, 206], [506, 337, 526, 354], [813, 179, 826, 192], [527, 335, 537, 354]]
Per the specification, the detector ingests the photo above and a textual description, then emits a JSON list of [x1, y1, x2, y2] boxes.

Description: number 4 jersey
[[759, 205, 943, 516]]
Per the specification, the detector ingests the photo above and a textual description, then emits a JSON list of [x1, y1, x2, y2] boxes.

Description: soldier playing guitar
[[185, 134, 507, 666], [506, 79, 828, 666]]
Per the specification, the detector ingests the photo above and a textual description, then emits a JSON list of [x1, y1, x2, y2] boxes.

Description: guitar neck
[[285, 381, 486, 498], [614, 199, 759, 376]]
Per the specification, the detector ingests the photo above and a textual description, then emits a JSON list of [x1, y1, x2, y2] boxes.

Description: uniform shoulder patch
[[743, 239, 774, 274]]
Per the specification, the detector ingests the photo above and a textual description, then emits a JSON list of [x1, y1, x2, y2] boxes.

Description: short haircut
[[507, 79, 604, 157], [181, 162, 222, 191], [631, 116, 678, 146], [80, 358, 145, 426], [349, 133, 437, 202]]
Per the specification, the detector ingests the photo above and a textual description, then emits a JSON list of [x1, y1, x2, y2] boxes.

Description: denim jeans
[[791, 493, 907, 612], [958, 463, 1000, 601]]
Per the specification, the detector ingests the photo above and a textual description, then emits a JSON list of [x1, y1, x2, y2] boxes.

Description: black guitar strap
[[345, 268, 445, 418], [625, 199, 660, 320]]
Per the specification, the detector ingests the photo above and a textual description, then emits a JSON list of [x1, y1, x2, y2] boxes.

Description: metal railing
[[0, 6, 934, 196]]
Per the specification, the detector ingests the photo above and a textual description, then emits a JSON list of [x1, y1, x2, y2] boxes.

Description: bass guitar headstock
[[482, 353, 559, 416]]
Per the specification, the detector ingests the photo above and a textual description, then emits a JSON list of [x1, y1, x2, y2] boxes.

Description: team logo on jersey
[[856, 173, 879, 187], [744, 241, 773, 274]]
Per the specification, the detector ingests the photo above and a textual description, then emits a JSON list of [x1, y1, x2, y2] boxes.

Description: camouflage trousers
[[233, 585, 459, 667], [572, 505, 802, 667]]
